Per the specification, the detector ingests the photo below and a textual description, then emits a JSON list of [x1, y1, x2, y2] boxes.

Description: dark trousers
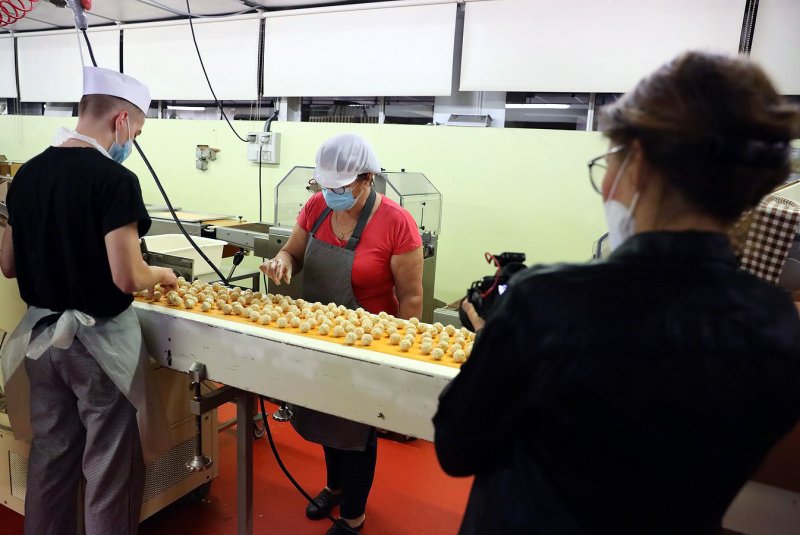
[[23, 332, 144, 535], [323, 428, 378, 519]]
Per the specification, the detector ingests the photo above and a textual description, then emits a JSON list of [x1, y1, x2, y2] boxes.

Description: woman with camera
[[433, 51, 800, 534], [261, 133, 423, 534]]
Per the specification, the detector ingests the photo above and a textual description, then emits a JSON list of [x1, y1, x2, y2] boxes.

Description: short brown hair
[[602, 51, 800, 222], [78, 94, 143, 120]]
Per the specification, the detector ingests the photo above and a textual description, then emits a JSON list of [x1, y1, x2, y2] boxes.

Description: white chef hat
[[313, 133, 381, 189], [82, 66, 151, 115]]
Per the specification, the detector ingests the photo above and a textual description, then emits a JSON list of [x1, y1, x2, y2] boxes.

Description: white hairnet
[[313, 133, 381, 189]]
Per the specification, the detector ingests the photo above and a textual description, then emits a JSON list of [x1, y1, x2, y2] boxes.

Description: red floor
[[1, 402, 472, 535]]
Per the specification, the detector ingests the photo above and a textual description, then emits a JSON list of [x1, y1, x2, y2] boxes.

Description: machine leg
[[237, 392, 255, 535]]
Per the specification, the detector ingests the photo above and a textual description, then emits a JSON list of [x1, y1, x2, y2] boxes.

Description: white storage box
[[142, 234, 225, 277]]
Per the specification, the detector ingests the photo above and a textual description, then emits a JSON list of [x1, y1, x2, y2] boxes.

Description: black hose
[[258, 397, 361, 535], [134, 139, 230, 284], [186, 0, 248, 143], [81, 29, 97, 66]]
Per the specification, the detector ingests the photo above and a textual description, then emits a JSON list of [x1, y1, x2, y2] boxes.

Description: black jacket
[[434, 231, 800, 535]]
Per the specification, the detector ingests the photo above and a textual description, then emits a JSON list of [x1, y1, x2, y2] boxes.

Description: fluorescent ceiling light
[[505, 103, 570, 109], [167, 105, 207, 111]]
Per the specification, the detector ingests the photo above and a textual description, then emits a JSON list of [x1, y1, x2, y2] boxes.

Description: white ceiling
[[0, 0, 361, 33]]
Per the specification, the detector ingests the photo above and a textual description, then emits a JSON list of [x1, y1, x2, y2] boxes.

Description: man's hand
[[158, 267, 178, 293], [461, 300, 485, 332], [260, 256, 292, 286]]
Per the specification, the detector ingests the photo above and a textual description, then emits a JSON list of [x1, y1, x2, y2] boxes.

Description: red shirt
[[298, 192, 422, 316]]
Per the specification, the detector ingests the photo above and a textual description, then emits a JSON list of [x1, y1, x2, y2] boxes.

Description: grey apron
[[291, 189, 377, 451], [0, 306, 172, 464]]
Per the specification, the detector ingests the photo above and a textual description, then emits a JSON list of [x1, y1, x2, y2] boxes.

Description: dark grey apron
[[290, 189, 377, 451]]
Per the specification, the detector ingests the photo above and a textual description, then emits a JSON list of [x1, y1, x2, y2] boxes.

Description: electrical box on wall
[[247, 132, 280, 164]]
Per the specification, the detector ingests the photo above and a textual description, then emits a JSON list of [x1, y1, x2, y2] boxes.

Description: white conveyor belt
[[134, 301, 459, 441]]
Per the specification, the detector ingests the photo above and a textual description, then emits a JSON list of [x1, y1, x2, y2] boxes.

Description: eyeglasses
[[306, 179, 352, 195], [587, 145, 626, 194]]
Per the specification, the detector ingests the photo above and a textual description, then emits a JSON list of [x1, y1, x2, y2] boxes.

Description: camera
[[459, 252, 527, 332]]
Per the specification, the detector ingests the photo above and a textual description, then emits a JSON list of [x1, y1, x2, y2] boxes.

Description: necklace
[[332, 212, 357, 241]]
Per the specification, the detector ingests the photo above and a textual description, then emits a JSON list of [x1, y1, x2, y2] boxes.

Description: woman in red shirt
[[261, 133, 423, 534]]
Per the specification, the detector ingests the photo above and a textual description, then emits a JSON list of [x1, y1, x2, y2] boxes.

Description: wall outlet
[[247, 132, 280, 164]]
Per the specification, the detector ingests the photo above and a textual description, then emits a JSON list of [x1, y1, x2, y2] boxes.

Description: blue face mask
[[322, 187, 358, 212], [109, 116, 133, 164]]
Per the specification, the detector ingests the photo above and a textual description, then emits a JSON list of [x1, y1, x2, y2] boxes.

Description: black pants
[[323, 427, 378, 518]]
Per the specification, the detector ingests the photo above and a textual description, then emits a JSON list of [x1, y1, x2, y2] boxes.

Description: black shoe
[[305, 488, 342, 520], [325, 518, 365, 535]]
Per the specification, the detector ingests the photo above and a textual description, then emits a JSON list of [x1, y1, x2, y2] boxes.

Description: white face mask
[[603, 151, 639, 251]]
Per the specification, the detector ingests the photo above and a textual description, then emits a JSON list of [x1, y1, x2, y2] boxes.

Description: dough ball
[[344, 323, 356, 333], [308, 318, 318, 328], [370, 327, 384, 339], [355, 327, 365, 339], [431, 348, 444, 361], [445, 325, 456, 336], [222, 304, 233, 315], [259, 315, 271, 325], [333, 325, 345, 338], [290, 316, 301, 328], [344, 332, 358, 346], [184, 299, 196, 310], [200, 302, 212, 312], [389, 333, 402, 346], [318, 323, 331, 336], [409, 317, 420, 325], [453, 349, 467, 363], [276, 317, 288, 329], [299, 321, 311, 333], [270, 311, 281, 321], [361, 334, 373, 346], [421, 341, 433, 355], [399, 339, 412, 352], [152, 291, 162, 302]]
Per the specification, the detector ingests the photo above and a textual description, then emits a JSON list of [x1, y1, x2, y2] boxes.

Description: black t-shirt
[[7, 146, 151, 318]]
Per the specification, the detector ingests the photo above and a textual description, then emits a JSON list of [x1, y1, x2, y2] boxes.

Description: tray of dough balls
[[134, 279, 474, 369]]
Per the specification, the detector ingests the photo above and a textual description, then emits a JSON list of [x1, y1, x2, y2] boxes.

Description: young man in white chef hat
[[0, 66, 175, 535]]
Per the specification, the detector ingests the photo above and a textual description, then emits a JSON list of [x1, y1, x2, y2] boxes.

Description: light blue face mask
[[322, 187, 359, 212], [108, 116, 133, 164]]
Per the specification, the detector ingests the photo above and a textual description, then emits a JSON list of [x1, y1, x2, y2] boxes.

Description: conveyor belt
[[134, 300, 458, 441]]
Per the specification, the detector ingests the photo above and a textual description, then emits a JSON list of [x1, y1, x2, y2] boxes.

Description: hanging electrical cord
[[134, 139, 230, 283], [258, 397, 361, 535], [73, 7, 229, 284], [141, 0, 254, 19], [80, 28, 96, 66], [186, 0, 249, 143]]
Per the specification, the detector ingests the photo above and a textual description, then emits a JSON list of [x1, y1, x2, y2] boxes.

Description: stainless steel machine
[[215, 167, 443, 322]]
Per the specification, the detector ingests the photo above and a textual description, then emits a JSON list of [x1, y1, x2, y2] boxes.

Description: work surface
[[134, 300, 460, 441]]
